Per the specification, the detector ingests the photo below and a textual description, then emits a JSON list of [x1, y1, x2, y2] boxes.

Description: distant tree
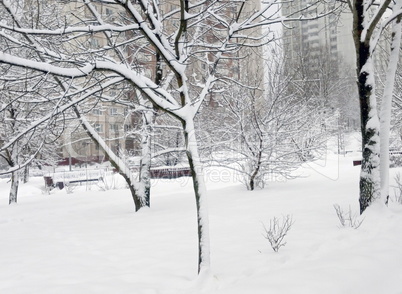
[[201, 50, 327, 190], [0, 67, 61, 204], [287, 44, 359, 128]]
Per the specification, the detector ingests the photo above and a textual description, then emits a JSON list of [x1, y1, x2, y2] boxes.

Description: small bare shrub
[[97, 174, 117, 191], [41, 185, 51, 195], [333, 204, 364, 229], [262, 215, 294, 252], [64, 182, 77, 194]]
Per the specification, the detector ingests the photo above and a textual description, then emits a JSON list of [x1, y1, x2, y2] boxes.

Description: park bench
[[150, 167, 191, 179], [44, 170, 106, 189]]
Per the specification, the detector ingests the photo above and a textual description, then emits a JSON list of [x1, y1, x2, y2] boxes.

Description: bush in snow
[[64, 182, 77, 194], [262, 215, 294, 252], [333, 204, 364, 229], [97, 175, 117, 191]]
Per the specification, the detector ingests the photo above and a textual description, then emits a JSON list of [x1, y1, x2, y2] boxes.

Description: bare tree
[[0, 67, 62, 203], [201, 48, 327, 190]]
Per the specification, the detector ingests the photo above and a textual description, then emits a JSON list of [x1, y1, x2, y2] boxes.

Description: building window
[[105, 8, 113, 16], [90, 38, 100, 47], [110, 124, 119, 132], [110, 108, 118, 116], [94, 123, 103, 133], [92, 108, 102, 115], [124, 124, 131, 132]]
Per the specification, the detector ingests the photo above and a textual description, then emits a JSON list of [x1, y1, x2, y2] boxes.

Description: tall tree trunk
[[357, 51, 381, 214], [183, 119, 210, 274], [380, 16, 402, 205], [353, 1, 381, 214]]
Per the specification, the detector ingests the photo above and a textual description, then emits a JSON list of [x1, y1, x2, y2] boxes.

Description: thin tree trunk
[[23, 165, 29, 183], [120, 171, 143, 211], [249, 151, 263, 191], [8, 143, 19, 204], [249, 166, 260, 191], [138, 109, 154, 207], [380, 16, 402, 205], [183, 119, 210, 274], [9, 171, 19, 205], [77, 111, 148, 211]]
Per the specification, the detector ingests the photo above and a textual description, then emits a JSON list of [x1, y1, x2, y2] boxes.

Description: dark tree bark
[[352, 0, 383, 214]]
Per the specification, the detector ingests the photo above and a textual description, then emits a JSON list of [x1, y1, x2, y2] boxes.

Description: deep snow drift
[[1, 139, 402, 294]]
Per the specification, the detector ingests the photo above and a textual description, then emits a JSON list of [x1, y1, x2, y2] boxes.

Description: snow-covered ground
[[1, 136, 402, 294]]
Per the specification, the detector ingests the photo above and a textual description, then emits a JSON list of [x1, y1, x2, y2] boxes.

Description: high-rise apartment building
[[282, 1, 355, 76], [281, 2, 360, 128]]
